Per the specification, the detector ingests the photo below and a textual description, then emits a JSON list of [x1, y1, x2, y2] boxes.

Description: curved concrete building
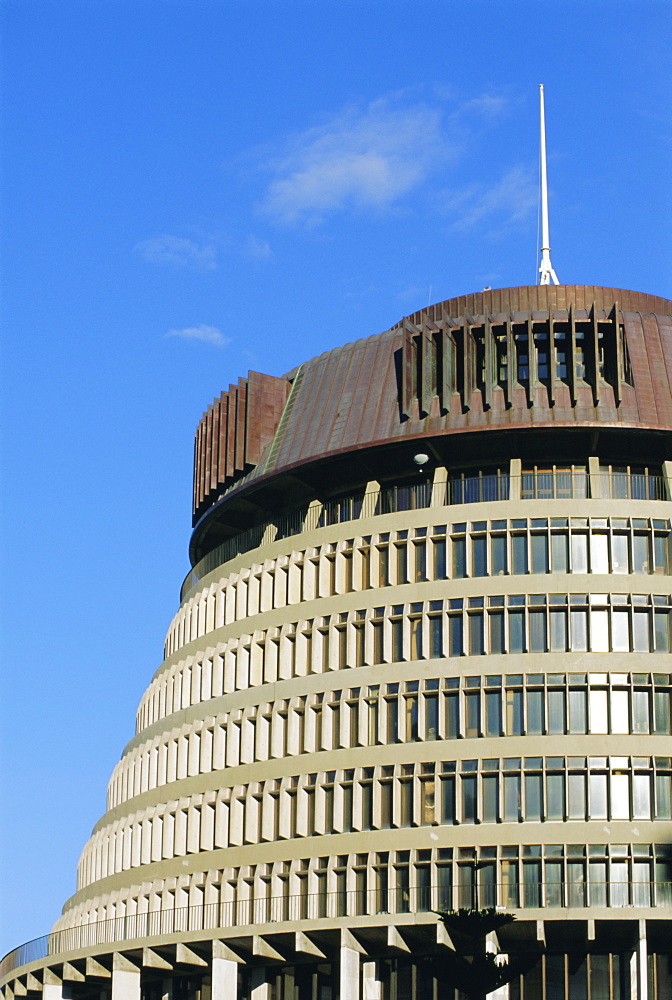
[[2, 284, 672, 1000]]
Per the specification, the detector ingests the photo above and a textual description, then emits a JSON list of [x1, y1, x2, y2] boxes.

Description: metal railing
[[2, 880, 671, 980]]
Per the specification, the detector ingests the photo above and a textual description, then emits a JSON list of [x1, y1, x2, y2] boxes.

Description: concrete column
[[161, 979, 173, 1000], [588, 455, 602, 500], [212, 958, 238, 1000], [43, 971, 71, 1000], [339, 946, 360, 1000], [362, 961, 380, 1000], [630, 919, 648, 1000], [430, 467, 448, 508], [249, 968, 270, 1000], [509, 459, 521, 500], [112, 955, 141, 1000], [663, 460, 672, 500]]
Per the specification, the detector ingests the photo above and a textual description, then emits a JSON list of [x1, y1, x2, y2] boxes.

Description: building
[[2, 283, 672, 1000]]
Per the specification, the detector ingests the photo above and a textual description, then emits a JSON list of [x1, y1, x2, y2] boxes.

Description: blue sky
[[1, 0, 670, 957]]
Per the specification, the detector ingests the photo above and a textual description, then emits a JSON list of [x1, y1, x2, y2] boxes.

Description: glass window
[[569, 773, 586, 818], [483, 775, 498, 821], [655, 774, 671, 819], [526, 689, 544, 735], [611, 860, 629, 907], [633, 773, 651, 819], [441, 775, 455, 823], [452, 537, 466, 578], [461, 775, 477, 823], [433, 538, 447, 579], [551, 532, 569, 572], [567, 861, 585, 907], [548, 689, 565, 734], [485, 691, 501, 736], [491, 534, 507, 576], [611, 533, 629, 573], [531, 533, 548, 574], [612, 609, 630, 651], [589, 773, 608, 819], [633, 611, 650, 652], [590, 533, 609, 573], [550, 609, 567, 651], [571, 533, 588, 573], [569, 689, 587, 733], [465, 692, 480, 738], [610, 689, 629, 734], [489, 611, 505, 653], [589, 861, 607, 906], [632, 689, 650, 734], [632, 533, 650, 574], [654, 690, 671, 734], [654, 611, 670, 652], [610, 773, 630, 819], [445, 693, 459, 738], [425, 692, 438, 740], [529, 610, 547, 652], [429, 616, 443, 658], [504, 774, 521, 821], [589, 689, 608, 734], [469, 614, 485, 655], [590, 610, 609, 651], [509, 610, 525, 653], [547, 773, 565, 820], [570, 609, 588, 651], [525, 774, 542, 821], [472, 535, 487, 577], [448, 615, 463, 657], [512, 534, 528, 575], [506, 688, 523, 735]]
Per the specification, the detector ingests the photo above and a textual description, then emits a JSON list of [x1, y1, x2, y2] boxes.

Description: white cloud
[[245, 235, 273, 259], [440, 166, 537, 234], [135, 235, 217, 270], [259, 97, 454, 225], [166, 324, 230, 347]]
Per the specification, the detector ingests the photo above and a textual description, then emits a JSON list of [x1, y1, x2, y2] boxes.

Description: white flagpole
[[539, 84, 560, 285]]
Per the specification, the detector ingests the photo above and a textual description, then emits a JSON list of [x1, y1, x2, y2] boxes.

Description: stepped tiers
[[2, 284, 672, 1000]]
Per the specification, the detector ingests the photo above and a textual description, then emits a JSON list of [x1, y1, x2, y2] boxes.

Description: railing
[[181, 471, 668, 602], [3, 881, 671, 980]]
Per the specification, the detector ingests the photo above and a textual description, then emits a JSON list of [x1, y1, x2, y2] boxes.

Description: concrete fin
[[212, 941, 245, 964], [25, 975, 42, 992], [252, 936, 284, 962], [62, 966, 84, 983], [113, 955, 141, 974], [294, 933, 326, 959], [175, 945, 207, 968], [436, 923, 455, 951], [85, 958, 111, 979], [142, 950, 173, 971], [386, 928, 409, 953], [12, 982, 26, 996], [340, 929, 367, 955], [41, 973, 62, 988]]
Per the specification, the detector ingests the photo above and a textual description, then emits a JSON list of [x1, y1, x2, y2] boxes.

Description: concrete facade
[[2, 285, 671, 1000]]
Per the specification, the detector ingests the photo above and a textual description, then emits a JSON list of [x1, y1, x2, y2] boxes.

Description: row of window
[[88, 754, 672, 887], [120, 673, 672, 810], [152, 591, 672, 731], [172, 516, 672, 658], [77, 832, 672, 922]]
